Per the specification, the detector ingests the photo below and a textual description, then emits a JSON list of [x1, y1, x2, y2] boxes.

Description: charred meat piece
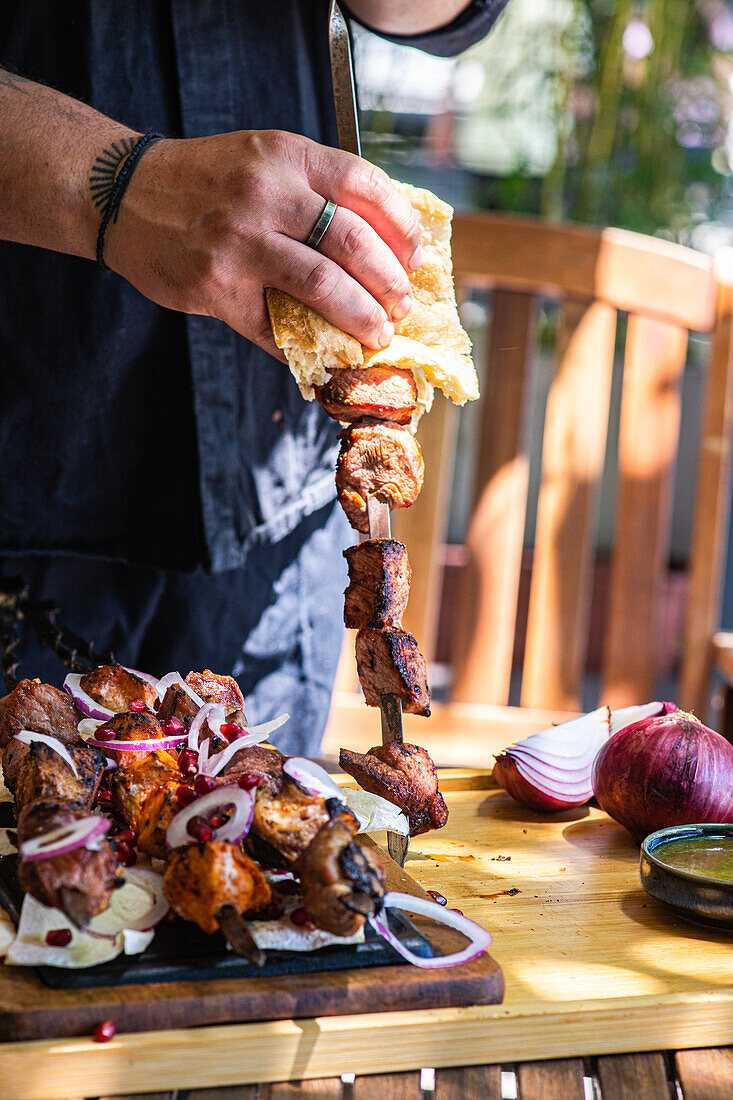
[[296, 808, 386, 937], [163, 840, 270, 935], [216, 744, 284, 796], [17, 800, 120, 926], [111, 751, 182, 828], [157, 669, 246, 730], [15, 742, 105, 813], [79, 665, 157, 714], [339, 743, 448, 836], [336, 423, 424, 533], [252, 778, 330, 864], [100, 711, 167, 766], [315, 366, 417, 425], [0, 679, 80, 749], [355, 628, 430, 717], [137, 785, 185, 859], [343, 539, 411, 629]]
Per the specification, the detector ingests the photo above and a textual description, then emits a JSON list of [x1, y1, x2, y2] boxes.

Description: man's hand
[[105, 130, 421, 360]]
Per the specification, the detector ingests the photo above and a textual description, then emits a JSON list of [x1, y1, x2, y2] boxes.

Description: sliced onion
[[187, 701, 225, 752], [206, 729, 273, 777], [115, 867, 168, 931], [241, 713, 290, 738], [369, 891, 492, 969], [78, 718, 105, 739], [493, 701, 674, 812], [122, 666, 159, 690], [14, 730, 79, 778], [165, 786, 256, 849], [20, 816, 110, 862], [283, 757, 344, 801], [84, 733, 187, 753], [63, 673, 115, 720], [156, 671, 205, 708]]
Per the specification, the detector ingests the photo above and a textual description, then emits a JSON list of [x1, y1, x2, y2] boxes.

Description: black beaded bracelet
[[96, 131, 164, 270]]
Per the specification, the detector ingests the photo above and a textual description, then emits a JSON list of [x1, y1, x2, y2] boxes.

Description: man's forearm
[[0, 67, 137, 260], [346, 1, 473, 35]]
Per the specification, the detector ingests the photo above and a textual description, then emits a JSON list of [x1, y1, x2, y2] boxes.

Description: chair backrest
[[394, 213, 733, 717]]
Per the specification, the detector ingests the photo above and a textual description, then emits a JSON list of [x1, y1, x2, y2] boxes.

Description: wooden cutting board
[[0, 837, 503, 1041]]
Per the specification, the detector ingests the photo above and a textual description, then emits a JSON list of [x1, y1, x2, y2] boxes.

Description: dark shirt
[[0, 0, 506, 574]]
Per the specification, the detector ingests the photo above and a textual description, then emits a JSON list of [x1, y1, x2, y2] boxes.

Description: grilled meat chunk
[[339, 743, 448, 835], [217, 744, 283, 796], [111, 750, 182, 828], [157, 669, 246, 729], [336, 423, 424, 533], [100, 711, 168, 765], [15, 742, 105, 813], [163, 840, 270, 935], [17, 800, 120, 925], [0, 679, 80, 749], [296, 809, 385, 937], [137, 785, 185, 859], [355, 627, 430, 716], [79, 665, 157, 714], [343, 539, 411, 629], [315, 366, 417, 425], [252, 778, 330, 864]]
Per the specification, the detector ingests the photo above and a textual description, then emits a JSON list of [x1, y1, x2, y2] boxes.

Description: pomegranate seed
[[93, 1020, 116, 1043], [290, 906, 313, 927], [164, 717, 184, 734], [275, 878, 301, 896], [95, 727, 115, 741], [94, 788, 112, 807], [176, 785, 197, 806], [45, 928, 72, 947], [118, 845, 137, 867], [186, 816, 213, 843], [208, 810, 228, 829], [194, 774, 216, 796], [427, 890, 447, 907], [178, 749, 198, 777], [220, 721, 243, 740], [237, 773, 261, 791], [129, 699, 148, 712], [113, 828, 137, 845], [262, 895, 285, 919], [450, 908, 464, 916]]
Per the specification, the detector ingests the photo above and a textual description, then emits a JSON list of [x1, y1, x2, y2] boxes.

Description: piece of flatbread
[[267, 181, 477, 422]]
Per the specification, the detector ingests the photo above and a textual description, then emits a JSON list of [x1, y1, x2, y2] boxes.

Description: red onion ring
[[205, 728, 273, 777], [63, 673, 115, 720], [84, 733, 188, 753], [368, 891, 492, 969], [165, 786, 255, 849], [14, 730, 80, 778], [156, 671, 205, 709], [122, 666, 159, 690], [20, 816, 110, 862], [283, 757, 344, 801], [187, 702, 225, 752]]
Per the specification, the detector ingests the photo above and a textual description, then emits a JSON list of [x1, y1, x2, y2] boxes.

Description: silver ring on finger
[[305, 199, 338, 251]]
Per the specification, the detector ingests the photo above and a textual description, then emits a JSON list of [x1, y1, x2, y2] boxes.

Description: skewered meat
[[336, 423, 424, 534], [296, 808, 385, 936], [157, 669, 246, 730], [111, 751, 182, 831], [137, 785, 186, 859], [216, 744, 283, 795], [355, 628, 430, 716], [80, 665, 157, 713], [163, 840, 270, 935], [99, 710, 169, 765], [339, 743, 448, 835], [343, 539, 411, 629], [16, 800, 120, 926], [315, 366, 417, 425], [0, 679, 80, 749], [15, 742, 105, 812], [252, 778, 331, 864]]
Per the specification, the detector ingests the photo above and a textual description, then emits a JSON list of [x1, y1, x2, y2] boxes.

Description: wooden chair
[[323, 214, 733, 765]]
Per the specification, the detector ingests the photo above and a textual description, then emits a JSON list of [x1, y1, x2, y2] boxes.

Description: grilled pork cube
[[339, 743, 448, 835], [217, 744, 284, 796], [336, 423, 424, 534], [355, 627, 430, 716], [157, 669, 246, 729], [15, 742, 105, 813], [99, 711, 169, 766], [314, 366, 417, 425], [111, 750, 182, 827], [80, 664, 157, 714], [0, 679, 80, 749], [252, 778, 330, 864], [163, 840, 270, 935], [296, 809, 385, 937], [17, 800, 120, 926], [343, 539, 410, 629]]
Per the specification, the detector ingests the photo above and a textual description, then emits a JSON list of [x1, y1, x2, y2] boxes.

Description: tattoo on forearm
[[0, 68, 30, 95], [89, 138, 135, 210]]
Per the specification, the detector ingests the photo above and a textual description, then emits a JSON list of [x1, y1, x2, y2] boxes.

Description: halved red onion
[[84, 733, 187, 753], [156, 671, 205, 709], [122, 666, 159, 690], [165, 786, 255, 849], [493, 701, 674, 812], [14, 730, 79, 778], [63, 673, 115, 720], [283, 757, 344, 802], [369, 891, 492, 969], [20, 816, 110, 862]]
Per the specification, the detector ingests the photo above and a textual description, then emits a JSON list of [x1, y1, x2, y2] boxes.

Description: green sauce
[[655, 836, 733, 882]]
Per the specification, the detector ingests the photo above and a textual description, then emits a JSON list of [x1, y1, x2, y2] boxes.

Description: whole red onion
[[591, 711, 733, 842]]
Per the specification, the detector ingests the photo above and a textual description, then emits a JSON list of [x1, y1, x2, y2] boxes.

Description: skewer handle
[[216, 905, 265, 967]]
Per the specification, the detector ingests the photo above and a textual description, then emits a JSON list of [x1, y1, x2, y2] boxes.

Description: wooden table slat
[[434, 1063, 503, 1099], [351, 1071, 421, 1099], [258, 1079, 342, 1098], [184, 1087, 257, 1100], [675, 1048, 733, 1100], [518, 1058, 586, 1100], [596, 1052, 670, 1100]]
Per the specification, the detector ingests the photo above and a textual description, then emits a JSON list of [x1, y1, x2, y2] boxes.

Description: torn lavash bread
[[266, 181, 479, 427]]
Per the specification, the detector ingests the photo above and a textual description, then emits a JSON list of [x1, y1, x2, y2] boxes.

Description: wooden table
[[5, 769, 733, 1100]]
